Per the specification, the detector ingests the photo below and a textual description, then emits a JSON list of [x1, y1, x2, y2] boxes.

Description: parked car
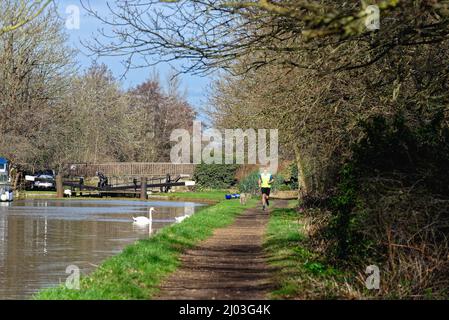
[[25, 170, 56, 190]]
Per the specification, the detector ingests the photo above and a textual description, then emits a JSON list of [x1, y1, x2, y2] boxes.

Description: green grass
[[23, 190, 57, 195], [165, 190, 229, 201], [20, 190, 228, 202], [22, 190, 229, 201], [35, 197, 256, 300], [289, 199, 298, 205], [264, 206, 347, 299]]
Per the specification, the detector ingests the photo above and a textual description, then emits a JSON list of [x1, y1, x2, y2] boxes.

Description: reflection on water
[[0, 199, 205, 300]]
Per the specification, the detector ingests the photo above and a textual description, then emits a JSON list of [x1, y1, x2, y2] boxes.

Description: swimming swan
[[175, 215, 189, 223], [133, 207, 155, 225]]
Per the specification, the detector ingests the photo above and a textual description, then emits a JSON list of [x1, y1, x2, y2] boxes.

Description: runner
[[258, 167, 274, 211]]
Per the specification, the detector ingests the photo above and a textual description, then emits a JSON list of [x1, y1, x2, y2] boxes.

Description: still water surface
[[0, 199, 205, 299]]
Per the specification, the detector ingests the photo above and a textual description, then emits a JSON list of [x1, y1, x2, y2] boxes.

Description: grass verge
[[34, 197, 256, 300], [21, 190, 229, 202], [264, 203, 351, 299], [164, 190, 228, 202]]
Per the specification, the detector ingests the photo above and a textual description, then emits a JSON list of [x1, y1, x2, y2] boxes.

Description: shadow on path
[[155, 200, 289, 300]]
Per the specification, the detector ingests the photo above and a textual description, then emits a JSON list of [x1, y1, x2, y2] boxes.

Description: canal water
[[0, 199, 206, 299]]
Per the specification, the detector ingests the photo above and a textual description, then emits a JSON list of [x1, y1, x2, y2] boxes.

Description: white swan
[[133, 207, 155, 225], [175, 215, 189, 223]]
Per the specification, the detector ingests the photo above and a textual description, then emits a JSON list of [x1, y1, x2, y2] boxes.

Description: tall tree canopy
[[0, 0, 53, 35], [83, 0, 449, 74]]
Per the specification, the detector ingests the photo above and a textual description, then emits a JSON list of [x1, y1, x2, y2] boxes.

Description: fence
[[66, 163, 196, 178]]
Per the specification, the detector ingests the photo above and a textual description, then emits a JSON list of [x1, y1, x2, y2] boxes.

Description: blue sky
[[57, 0, 212, 115]]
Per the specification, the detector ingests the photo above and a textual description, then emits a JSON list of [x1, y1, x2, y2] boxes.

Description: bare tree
[[82, 0, 449, 74], [127, 75, 196, 162], [0, 0, 53, 35], [0, 5, 75, 166]]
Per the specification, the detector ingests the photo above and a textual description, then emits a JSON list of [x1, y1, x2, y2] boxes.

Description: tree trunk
[[56, 174, 64, 198], [294, 144, 309, 198]]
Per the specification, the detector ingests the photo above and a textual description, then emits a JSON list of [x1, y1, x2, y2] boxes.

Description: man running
[[258, 167, 274, 211]]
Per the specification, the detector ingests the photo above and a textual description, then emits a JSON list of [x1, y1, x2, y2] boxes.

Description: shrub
[[307, 113, 449, 298], [238, 170, 285, 194], [193, 163, 239, 189]]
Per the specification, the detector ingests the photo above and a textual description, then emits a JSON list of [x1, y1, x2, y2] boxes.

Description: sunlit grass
[[20, 190, 229, 202], [264, 207, 347, 299], [166, 190, 229, 201]]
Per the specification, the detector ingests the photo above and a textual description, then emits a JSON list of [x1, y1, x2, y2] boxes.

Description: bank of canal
[[34, 193, 254, 299]]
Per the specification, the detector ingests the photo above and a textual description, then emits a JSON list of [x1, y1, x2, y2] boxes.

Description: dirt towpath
[[155, 200, 287, 300]]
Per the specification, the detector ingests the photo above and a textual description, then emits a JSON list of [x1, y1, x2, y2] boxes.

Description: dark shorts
[[261, 188, 271, 196]]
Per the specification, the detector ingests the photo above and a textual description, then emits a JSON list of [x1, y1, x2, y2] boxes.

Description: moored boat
[[0, 158, 13, 202]]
